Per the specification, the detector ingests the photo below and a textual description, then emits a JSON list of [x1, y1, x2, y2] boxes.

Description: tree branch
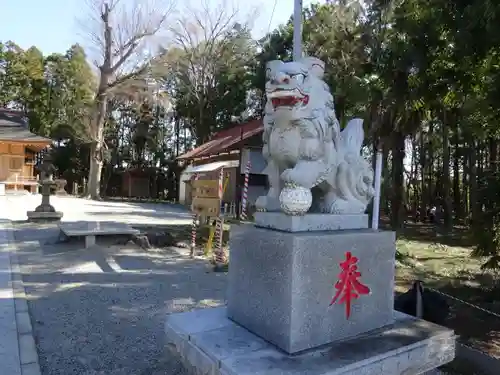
[[108, 65, 149, 89]]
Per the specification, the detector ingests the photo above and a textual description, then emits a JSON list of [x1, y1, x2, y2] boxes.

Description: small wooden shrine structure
[[0, 109, 52, 193]]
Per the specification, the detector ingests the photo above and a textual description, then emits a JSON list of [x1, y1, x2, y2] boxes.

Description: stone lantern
[[27, 153, 63, 222]]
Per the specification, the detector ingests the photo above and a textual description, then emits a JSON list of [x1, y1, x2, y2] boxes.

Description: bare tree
[[79, 0, 175, 199], [157, 0, 258, 143]]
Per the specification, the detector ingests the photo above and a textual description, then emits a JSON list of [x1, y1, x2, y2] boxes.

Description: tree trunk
[[175, 115, 180, 157], [489, 137, 497, 171], [452, 117, 461, 220], [197, 97, 206, 145], [410, 135, 418, 213], [87, 3, 111, 200], [419, 128, 427, 218], [88, 141, 104, 199], [427, 122, 434, 207], [442, 111, 452, 233], [87, 91, 108, 199], [468, 137, 479, 226], [462, 141, 469, 219], [478, 145, 484, 177], [391, 131, 406, 230]]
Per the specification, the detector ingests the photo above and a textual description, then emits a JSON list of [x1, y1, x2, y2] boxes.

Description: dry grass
[[393, 222, 500, 361], [394, 239, 490, 292], [132, 221, 232, 257]]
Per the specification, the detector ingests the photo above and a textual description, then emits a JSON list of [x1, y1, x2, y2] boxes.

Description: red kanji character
[[329, 251, 370, 319]]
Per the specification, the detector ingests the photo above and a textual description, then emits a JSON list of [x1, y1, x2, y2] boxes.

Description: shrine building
[[177, 119, 267, 214], [0, 109, 52, 194]]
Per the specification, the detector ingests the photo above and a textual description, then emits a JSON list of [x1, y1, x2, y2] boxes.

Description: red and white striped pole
[[218, 167, 224, 200], [241, 160, 251, 220], [215, 216, 224, 263], [190, 173, 199, 258], [215, 168, 225, 264]]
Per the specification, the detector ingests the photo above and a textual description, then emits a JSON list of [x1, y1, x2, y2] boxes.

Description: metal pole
[[293, 0, 303, 61], [371, 147, 383, 230]]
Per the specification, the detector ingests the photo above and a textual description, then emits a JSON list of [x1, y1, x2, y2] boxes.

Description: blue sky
[[0, 0, 325, 54]]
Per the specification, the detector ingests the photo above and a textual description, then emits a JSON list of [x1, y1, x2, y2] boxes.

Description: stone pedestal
[[27, 179, 63, 222], [165, 214, 455, 374], [254, 212, 369, 232], [166, 307, 455, 375], [26, 211, 64, 222], [227, 223, 396, 354], [54, 179, 68, 196]]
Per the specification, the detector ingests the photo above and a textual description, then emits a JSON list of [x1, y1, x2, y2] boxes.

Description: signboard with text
[[191, 197, 220, 216], [192, 179, 220, 199], [191, 179, 221, 217]]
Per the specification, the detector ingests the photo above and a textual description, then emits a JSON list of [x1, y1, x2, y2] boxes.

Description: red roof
[[178, 119, 263, 160]]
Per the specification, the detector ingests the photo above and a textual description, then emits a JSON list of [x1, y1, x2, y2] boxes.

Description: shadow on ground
[[11, 222, 226, 375], [381, 219, 474, 248], [395, 263, 500, 359], [86, 210, 192, 221]]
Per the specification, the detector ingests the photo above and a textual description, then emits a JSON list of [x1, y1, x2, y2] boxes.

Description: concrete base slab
[[254, 212, 368, 232], [165, 307, 455, 375], [26, 211, 63, 222]]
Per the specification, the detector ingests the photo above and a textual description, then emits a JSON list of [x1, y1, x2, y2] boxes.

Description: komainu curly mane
[[256, 57, 374, 215], [263, 57, 340, 152]]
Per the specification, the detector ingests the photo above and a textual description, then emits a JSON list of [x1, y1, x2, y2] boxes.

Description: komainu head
[[265, 57, 337, 140]]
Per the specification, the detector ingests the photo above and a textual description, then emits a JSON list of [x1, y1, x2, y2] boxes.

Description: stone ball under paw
[[279, 185, 312, 216]]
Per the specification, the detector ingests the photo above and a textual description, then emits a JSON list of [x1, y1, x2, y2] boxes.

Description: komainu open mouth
[[270, 95, 309, 109]]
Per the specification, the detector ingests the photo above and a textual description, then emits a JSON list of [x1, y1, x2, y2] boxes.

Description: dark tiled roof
[[0, 109, 26, 126], [177, 119, 264, 160], [0, 109, 52, 143]]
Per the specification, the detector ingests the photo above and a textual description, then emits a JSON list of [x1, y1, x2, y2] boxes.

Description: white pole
[[293, 0, 303, 61], [371, 149, 383, 230]]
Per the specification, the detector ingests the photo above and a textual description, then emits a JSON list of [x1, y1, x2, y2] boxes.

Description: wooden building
[[120, 167, 159, 198], [177, 119, 267, 211], [0, 109, 52, 193]]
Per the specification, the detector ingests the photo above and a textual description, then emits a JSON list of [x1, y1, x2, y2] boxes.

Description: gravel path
[[13, 222, 226, 375]]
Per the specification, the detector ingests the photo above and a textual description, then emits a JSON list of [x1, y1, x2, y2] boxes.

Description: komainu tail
[[340, 118, 364, 154]]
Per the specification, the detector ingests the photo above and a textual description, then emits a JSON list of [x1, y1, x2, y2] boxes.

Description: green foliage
[[472, 170, 500, 270], [0, 41, 95, 139], [5, 0, 500, 271], [0, 41, 95, 183], [159, 25, 257, 144]]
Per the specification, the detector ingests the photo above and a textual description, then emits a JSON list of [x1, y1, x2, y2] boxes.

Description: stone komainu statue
[[255, 57, 375, 214]]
